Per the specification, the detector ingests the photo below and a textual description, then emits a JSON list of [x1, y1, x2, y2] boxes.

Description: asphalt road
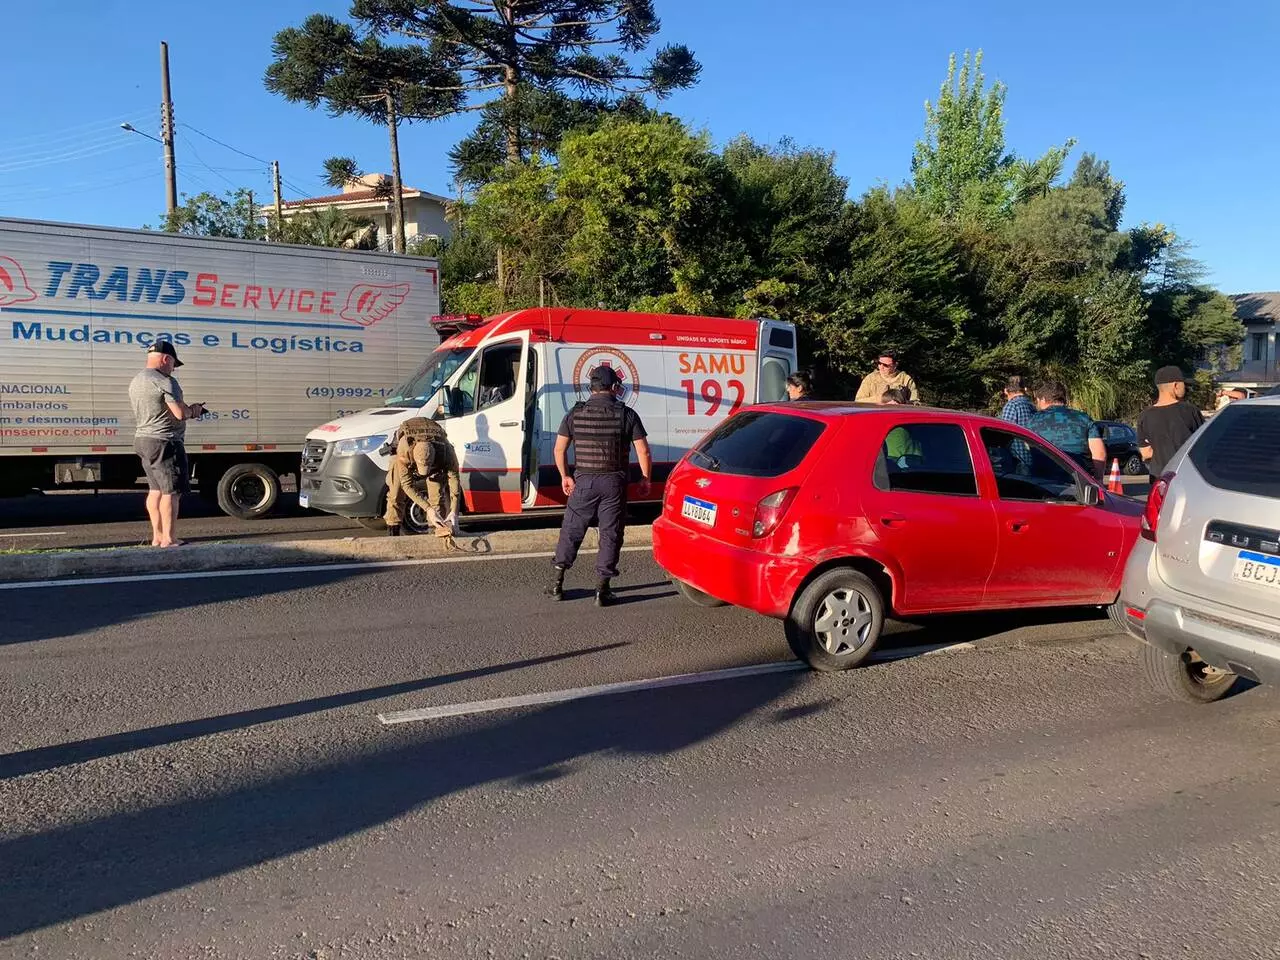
[[2, 550, 1277, 960], [0, 491, 645, 550], [0, 475, 1150, 550]]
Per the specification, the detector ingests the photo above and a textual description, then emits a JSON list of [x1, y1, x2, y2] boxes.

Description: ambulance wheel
[[404, 502, 434, 535], [216, 463, 280, 520]]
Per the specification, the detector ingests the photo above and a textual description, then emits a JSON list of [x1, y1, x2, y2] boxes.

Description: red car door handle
[[880, 513, 907, 527], [1009, 520, 1030, 533]]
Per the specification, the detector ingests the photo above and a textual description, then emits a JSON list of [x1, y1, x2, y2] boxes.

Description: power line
[[0, 138, 142, 175], [178, 123, 272, 166], [281, 176, 318, 200], [0, 171, 161, 205], [0, 109, 152, 152], [178, 131, 266, 192], [175, 121, 316, 200]]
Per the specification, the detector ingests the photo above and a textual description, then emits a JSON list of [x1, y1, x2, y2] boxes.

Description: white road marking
[[0, 545, 650, 591], [377, 661, 809, 724], [376, 641, 979, 725], [1, 531, 67, 538]]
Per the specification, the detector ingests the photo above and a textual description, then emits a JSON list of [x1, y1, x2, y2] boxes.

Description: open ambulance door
[[756, 319, 798, 402], [431, 330, 531, 514]]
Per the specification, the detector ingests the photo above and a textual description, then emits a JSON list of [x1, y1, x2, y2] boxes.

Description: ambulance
[[298, 308, 799, 528]]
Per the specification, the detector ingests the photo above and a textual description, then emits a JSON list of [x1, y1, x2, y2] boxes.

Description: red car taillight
[[752, 488, 798, 538], [1141, 471, 1175, 542]]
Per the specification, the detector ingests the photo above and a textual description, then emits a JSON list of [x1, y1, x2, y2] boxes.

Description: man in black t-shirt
[[1137, 365, 1204, 479]]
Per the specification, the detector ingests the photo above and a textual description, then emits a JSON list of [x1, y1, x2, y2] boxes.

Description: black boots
[[595, 579, 614, 607], [544, 567, 613, 605], [387, 524, 402, 537], [544, 565, 565, 601]]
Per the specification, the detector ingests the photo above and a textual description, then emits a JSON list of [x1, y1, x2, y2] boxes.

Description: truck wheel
[[1140, 643, 1236, 704], [785, 568, 884, 672], [216, 463, 279, 520], [674, 579, 728, 608]]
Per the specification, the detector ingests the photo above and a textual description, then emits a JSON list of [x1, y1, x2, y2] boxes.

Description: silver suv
[[1117, 396, 1280, 702]]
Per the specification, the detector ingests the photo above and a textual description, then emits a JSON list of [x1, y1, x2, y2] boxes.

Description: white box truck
[[0, 218, 439, 517]]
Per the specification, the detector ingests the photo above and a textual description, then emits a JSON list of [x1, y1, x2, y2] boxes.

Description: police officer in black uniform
[[545, 366, 652, 606]]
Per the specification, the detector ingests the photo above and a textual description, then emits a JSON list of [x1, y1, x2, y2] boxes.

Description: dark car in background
[[1097, 420, 1145, 475]]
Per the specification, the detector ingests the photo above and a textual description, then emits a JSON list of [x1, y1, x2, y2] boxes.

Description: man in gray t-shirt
[[129, 341, 204, 547]]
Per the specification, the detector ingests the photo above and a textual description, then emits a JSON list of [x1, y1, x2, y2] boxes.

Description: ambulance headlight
[[333, 434, 389, 458]]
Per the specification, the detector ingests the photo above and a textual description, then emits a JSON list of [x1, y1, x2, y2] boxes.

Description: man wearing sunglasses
[[855, 350, 918, 403]]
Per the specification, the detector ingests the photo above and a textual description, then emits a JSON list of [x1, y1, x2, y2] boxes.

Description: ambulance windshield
[[385, 347, 474, 407]]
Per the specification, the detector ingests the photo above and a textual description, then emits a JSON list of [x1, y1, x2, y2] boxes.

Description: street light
[[120, 122, 163, 145]]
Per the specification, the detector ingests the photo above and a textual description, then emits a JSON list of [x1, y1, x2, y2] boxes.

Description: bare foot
[[159, 539, 187, 548]]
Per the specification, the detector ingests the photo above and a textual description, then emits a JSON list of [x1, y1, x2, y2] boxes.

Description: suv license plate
[[681, 495, 717, 527], [1232, 550, 1280, 590]]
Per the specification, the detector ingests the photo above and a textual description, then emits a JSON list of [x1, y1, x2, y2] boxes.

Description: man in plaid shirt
[[999, 376, 1035, 426]]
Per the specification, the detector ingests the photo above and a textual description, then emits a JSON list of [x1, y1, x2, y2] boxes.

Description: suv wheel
[[1123, 453, 1145, 476], [786, 568, 885, 672], [1141, 643, 1236, 703]]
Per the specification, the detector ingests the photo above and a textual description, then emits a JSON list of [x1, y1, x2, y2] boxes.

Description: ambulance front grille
[[301, 440, 329, 474]]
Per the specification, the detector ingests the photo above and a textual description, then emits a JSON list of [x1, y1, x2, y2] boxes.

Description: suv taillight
[[1141, 472, 1175, 542], [752, 488, 798, 538]]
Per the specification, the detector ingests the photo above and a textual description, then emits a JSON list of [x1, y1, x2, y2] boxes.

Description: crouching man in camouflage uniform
[[384, 417, 461, 538]]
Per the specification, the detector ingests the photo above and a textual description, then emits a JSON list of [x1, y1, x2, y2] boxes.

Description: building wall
[[1239, 325, 1277, 380], [405, 198, 450, 241]]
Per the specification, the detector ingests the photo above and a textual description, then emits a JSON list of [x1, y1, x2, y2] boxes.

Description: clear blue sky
[[1, 0, 1274, 293]]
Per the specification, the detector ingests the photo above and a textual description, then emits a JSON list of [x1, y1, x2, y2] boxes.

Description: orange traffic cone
[[1107, 458, 1124, 495]]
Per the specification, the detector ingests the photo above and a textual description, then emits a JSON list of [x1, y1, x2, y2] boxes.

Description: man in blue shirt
[[999, 376, 1035, 427], [1029, 380, 1107, 481]]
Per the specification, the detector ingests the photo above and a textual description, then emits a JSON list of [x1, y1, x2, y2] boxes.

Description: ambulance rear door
[[755, 319, 797, 403]]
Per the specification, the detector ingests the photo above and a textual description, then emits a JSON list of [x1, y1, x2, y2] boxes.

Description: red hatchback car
[[653, 403, 1145, 671]]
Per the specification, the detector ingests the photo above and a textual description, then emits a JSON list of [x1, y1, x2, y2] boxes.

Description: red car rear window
[[690, 411, 826, 478]]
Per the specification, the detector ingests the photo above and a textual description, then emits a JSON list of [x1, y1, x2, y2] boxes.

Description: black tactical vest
[[570, 399, 628, 474]]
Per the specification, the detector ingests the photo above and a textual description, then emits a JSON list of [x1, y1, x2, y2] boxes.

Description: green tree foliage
[[264, 13, 461, 250], [556, 118, 730, 313], [721, 136, 850, 327], [279, 206, 380, 249], [415, 49, 1243, 416], [351, 0, 700, 186], [158, 189, 265, 239], [911, 50, 1013, 224]]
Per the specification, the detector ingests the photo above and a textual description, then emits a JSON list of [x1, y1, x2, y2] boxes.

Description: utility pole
[[272, 160, 284, 241], [159, 41, 178, 217], [384, 92, 406, 254], [247, 190, 255, 238]]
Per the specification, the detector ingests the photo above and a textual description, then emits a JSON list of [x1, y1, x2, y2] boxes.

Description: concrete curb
[[0, 524, 654, 584]]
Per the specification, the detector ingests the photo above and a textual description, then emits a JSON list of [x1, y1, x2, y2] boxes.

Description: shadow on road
[[1, 562, 387, 646], [0, 643, 629, 780], [0, 669, 804, 939]]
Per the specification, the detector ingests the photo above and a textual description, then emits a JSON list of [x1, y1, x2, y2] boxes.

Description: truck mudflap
[[299, 443, 386, 518]]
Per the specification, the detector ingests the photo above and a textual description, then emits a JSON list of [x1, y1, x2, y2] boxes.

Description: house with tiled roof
[[1221, 292, 1279, 390], [278, 173, 452, 250]]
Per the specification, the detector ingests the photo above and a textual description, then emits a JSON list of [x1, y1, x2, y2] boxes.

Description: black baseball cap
[[147, 340, 183, 367], [590, 365, 621, 389], [1154, 364, 1186, 384]]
